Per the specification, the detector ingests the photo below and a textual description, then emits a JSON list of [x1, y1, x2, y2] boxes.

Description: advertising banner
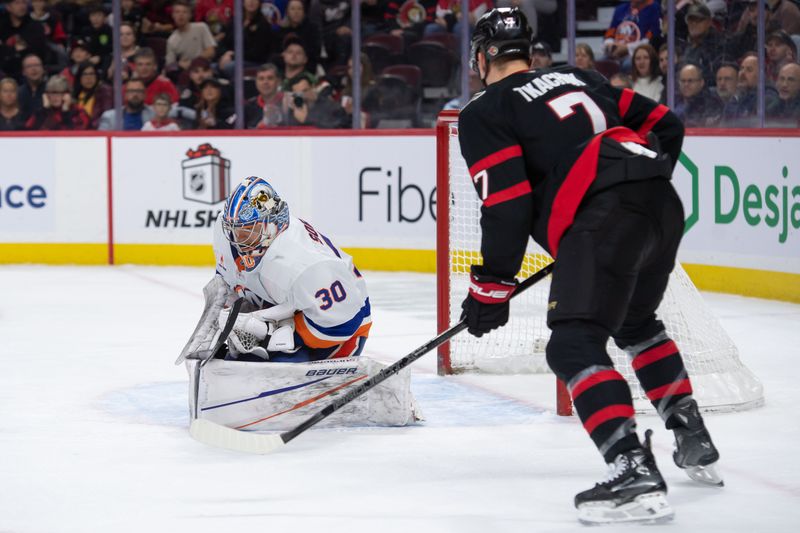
[[111, 134, 435, 251], [677, 136, 800, 274], [0, 136, 107, 246]]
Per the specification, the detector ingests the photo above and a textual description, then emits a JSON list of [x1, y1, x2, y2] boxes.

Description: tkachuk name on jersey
[[513, 72, 587, 102]]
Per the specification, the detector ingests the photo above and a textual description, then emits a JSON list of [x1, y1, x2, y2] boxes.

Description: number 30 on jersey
[[316, 280, 347, 310]]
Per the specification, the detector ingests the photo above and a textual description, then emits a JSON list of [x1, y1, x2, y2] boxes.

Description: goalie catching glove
[[461, 265, 518, 337], [217, 306, 298, 359]]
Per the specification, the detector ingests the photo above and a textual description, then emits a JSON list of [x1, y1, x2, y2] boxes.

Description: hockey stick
[[190, 263, 555, 454], [187, 297, 243, 419]]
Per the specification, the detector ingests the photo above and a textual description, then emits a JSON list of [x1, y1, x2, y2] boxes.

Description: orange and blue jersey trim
[[293, 299, 372, 357]]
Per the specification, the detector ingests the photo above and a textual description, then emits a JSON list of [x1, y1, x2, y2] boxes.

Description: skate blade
[[577, 492, 674, 526], [685, 462, 724, 487]]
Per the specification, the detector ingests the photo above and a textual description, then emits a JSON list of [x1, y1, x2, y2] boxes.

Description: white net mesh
[[440, 117, 764, 412]]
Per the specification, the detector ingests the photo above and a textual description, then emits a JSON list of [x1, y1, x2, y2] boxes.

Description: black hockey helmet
[[470, 7, 534, 75]]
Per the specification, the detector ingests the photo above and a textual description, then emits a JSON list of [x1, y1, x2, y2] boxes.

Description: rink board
[[0, 130, 797, 301]]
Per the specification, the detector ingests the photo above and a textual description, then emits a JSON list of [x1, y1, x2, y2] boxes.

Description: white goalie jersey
[[212, 214, 371, 361]]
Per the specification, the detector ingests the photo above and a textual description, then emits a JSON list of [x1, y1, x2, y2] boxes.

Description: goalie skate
[[575, 430, 675, 525], [670, 398, 724, 486]]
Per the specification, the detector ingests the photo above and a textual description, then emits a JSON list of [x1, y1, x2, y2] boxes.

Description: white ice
[[1, 266, 798, 533]]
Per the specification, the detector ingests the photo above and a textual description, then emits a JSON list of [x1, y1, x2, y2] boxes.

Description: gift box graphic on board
[[182, 143, 231, 204]]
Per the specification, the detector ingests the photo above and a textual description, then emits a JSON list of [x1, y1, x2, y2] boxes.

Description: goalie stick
[[189, 263, 555, 454], [185, 297, 243, 419]]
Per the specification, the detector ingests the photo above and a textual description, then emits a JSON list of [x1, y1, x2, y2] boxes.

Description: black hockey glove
[[460, 266, 518, 337]]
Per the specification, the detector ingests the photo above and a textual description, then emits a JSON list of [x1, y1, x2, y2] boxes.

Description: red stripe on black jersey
[[468, 145, 523, 176], [547, 127, 647, 256], [631, 340, 679, 371], [483, 180, 532, 207], [637, 104, 670, 137], [570, 369, 626, 400], [618, 88, 635, 118]]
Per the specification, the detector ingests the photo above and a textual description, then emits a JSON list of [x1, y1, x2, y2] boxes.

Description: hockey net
[[435, 111, 764, 415]]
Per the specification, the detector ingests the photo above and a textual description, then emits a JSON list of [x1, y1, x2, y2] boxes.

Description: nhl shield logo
[[181, 143, 231, 205], [488, 45, 499, 57]]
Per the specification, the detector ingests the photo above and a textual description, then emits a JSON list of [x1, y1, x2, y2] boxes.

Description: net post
[[556, 379, 573, 416], [436, 111, 459, 375]]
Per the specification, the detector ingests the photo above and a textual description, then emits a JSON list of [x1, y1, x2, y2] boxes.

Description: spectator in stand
[[385, 0, 437, 48], [165, 1, 216, 72], [245, 63, 285, 128], [60, 38, 92, 87], [25, 74, 89, 129], [80, 4, 112, 74], [767, 62, 800, 126], [310, 0, 351, 69], [17, 52, 46, 119], [97, 78, 154, 130], [603, 0, 662, 69], [218, 0, 274, 79], [72, 60, 111, 128], [194, 0, 233, 41], [177, 56, 215, 110], [679, 2, 726, 85], [575, 42, 595, 70], [609, 72, 633, 89], [133, 46, 179, 104], [278, 0, 321, 74], [766, 30, 797, 84], [284, 71, 347, 128], [424, 1, 493, 51], [30, 0, 67, 49], [142, 92, 181, 130], [339, 52, 376, 127], [262, 0, 288, 28], [280, 37, 313, 89], [714, 62, 740, 110], [531, 41, 552, 69], [105, 22, 139, 83], [631, 43, 663, 101], [724, 52, 779, 126], [0, 0, 50, 79], [361, 0, 389, 38], [141, 0, 175, 36], [194, 76, 236, 129], [675, 63, 723, 126], [766, 0, 800, 35], [442, 67, 481, 110], [107, 0, 145, 35], [0, 76, 25, 129]]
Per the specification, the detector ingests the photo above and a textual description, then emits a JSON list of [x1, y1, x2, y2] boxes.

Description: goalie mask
[[222, 176, 290, 254], [470, 7, 534, 77]]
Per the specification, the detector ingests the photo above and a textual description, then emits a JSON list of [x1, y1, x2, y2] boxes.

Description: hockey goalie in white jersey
[[179, 176, 418, 431]]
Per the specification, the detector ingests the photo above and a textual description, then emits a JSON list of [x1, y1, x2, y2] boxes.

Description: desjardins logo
[[678, 152, 799, 243]]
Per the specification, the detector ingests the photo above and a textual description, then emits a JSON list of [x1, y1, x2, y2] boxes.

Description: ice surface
[[1, 266, 798, 532]]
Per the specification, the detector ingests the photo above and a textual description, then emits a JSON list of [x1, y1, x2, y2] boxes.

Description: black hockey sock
[[548, 321, 640, 462], [628, 334, 693, 429]]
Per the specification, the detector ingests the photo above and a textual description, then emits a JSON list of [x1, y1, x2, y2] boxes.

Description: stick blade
[[190, 418, 285, 454]]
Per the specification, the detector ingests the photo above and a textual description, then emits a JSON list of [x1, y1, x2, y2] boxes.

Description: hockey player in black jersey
[[457, 7, 722, 525]]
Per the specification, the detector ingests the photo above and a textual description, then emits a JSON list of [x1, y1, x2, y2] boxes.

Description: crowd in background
[[0, 0, 798, 131]]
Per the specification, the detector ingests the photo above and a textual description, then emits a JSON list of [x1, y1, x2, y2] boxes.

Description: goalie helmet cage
[[435, 110, 765, 416]]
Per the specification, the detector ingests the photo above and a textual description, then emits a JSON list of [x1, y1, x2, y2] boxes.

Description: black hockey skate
[[671, 398, 723, 486], [575, 430, 674, 525]]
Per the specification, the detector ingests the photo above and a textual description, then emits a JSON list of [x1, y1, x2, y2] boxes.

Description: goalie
[[180, 176, 417, 431]]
